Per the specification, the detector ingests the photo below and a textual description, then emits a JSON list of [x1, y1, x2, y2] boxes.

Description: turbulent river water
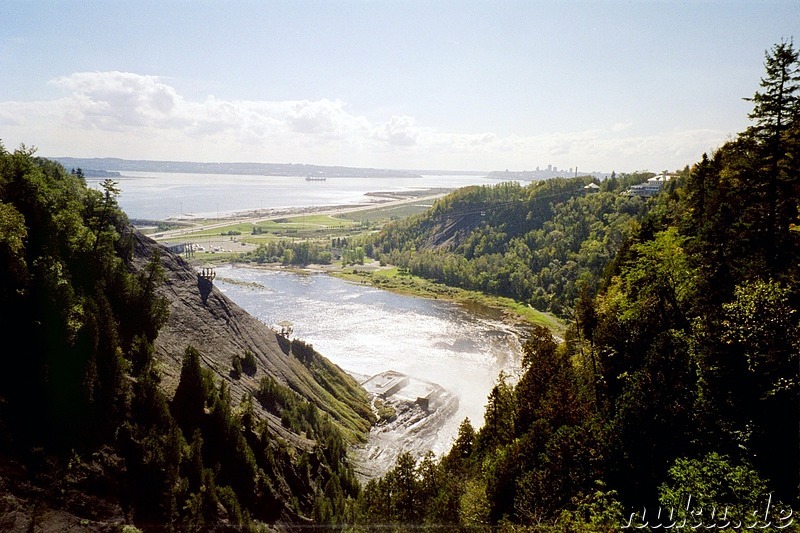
[[214, 265, 525, 457]]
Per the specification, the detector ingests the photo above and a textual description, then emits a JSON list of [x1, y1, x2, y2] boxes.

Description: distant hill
[[51, 157, 422, 178]]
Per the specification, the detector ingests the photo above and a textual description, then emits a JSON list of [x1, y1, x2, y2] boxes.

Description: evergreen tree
[[743, 38, 800, 268], [354, 40, 800, 528], [171, 346, 212, 438]]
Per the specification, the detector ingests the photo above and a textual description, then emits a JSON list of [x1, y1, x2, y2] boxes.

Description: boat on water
[[305, 175, 327, 181]]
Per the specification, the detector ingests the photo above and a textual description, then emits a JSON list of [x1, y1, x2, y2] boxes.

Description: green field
[[339, 202, 434, 224], [147, 198, 441, 263]]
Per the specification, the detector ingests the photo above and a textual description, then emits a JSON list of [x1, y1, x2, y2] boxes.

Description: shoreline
[[150, 187, 452, 241], [213, 261, 531, 479], [210, 260, 562, 479]]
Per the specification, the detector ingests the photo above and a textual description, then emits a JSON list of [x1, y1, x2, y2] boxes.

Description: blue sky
[[1, 1, 798, 172]]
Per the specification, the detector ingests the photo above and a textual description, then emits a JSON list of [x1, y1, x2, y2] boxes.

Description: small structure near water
[[351, 370, 458, 482], [276, 320, 293, 337], [198, 267, 216, 281], [196, 266, 216, 304]]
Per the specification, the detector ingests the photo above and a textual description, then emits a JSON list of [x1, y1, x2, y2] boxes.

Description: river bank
[[331, 265, 565, 337], [209, 251, 565, 483], [149, 187, 451, 242], [218, 259, 566, 339], [349, 370, 460, 482]]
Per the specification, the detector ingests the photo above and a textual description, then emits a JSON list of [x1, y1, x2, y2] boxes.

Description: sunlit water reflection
[[214, 265, 524, 456]]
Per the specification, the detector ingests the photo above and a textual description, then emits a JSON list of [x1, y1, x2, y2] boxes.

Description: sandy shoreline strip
[[153, 188, 451, 240]]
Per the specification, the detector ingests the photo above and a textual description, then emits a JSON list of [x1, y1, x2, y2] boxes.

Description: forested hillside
[[1, 38, 797, 533], [0, 145, 372, 530], [368, 172, 658, 316], [356, 40, 799, 530]]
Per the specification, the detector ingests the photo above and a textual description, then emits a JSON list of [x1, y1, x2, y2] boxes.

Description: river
[[214, 265, 524, 457]]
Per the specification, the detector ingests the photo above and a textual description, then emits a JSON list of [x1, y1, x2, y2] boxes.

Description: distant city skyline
[[1, 1, 798, 173]]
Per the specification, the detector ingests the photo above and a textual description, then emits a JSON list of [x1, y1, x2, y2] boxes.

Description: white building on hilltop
[[624, 173, 673, 198]]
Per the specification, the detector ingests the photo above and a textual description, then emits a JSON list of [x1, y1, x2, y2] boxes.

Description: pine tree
[[743, 38, 800, 266], [171, 346, 211, 437], [747, 39, 800, 148]]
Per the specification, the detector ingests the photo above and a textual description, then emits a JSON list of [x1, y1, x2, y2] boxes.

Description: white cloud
[[372, 115, 419, 146], [285, 99, 364, 136], [0, 105, 23, 126], [0, 71, 734, 171], [51, 71, 184, 130]]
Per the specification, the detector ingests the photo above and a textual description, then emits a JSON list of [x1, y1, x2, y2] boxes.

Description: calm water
[[87, 171, 506, 220], [214, 265, 523, 456]]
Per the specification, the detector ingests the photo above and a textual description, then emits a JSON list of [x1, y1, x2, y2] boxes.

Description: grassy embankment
[[332, 266, 565, 336]]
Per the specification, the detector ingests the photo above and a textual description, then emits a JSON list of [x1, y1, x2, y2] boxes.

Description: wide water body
[[214, 265, 524, 456], [87, 171, 507, 220]]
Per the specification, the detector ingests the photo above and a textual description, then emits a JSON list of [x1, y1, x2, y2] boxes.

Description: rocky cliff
[[130, 231, 374, 443]]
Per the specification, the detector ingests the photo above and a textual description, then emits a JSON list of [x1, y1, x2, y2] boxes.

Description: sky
[[1, 1, 798, 173]]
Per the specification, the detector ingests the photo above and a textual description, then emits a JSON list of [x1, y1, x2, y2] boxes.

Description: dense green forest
[[355, 40, 800, 530], [367, 172, 660, 317], [0, 145, 367, 529]]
